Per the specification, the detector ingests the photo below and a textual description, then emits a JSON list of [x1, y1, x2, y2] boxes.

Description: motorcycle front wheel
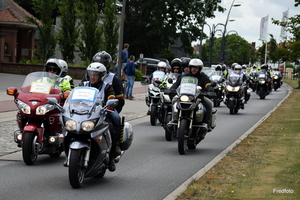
[[69, 149, 85, 188], [150, 105, 157, 126], [22, 131, 38, 165], [229, 101, 235, 115], [178, 119, 188, 155]]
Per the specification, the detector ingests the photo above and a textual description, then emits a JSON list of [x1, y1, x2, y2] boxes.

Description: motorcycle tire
[[165, 114, 172, 141], [69, 149, 85, 188], [22, 131, 38, 165], [178, 119, 188, 155], [150, 105, 157, 126], [229, 101, 235, 115], [259, 88, 265, 99]]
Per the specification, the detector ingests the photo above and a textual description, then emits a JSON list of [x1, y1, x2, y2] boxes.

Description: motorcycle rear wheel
[[150, 105, 157, 126], [178, 119, 188, 155], [165, 115, 172, 141], [69, 149, 85, 188], [22, 131, 38, 165]]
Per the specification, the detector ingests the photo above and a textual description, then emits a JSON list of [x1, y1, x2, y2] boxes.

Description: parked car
[[135, 57, 170, 75]]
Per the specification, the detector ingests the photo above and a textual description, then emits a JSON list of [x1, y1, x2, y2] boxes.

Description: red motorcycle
[[7, 71, 68, 165]]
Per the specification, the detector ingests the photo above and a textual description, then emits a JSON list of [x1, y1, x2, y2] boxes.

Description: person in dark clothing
[[170, 58, 214, 132], [81, 62, 117, 172], [123, 55, 136, 100]]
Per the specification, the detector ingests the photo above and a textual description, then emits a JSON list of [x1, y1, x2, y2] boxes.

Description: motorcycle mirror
[[63, 91, 70, 99], [106, 99, 119, 108], [196, 86, 202, 90], [47, 97, 58, 105], [168, 78, 173, 84], [7, 87, 18, 96]]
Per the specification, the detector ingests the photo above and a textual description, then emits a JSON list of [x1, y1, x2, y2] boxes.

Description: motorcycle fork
[[178, 110, 194, 137]]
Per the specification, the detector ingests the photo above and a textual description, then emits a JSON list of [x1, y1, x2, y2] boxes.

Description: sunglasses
[[48, 69, 58, 72], [173, 68, 180, 70]]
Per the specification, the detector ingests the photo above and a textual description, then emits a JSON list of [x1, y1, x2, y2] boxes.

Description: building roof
[[0, 0, 40, 28]]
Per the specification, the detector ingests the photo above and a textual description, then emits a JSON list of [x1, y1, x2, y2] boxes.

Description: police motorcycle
[[256, 71, 271, 99], [272, 70, 282, 91], [165, 76, 217, 154], [159, 73, 179, 141], [209, 71, 225, 107], [7, 71, 68, 165], [223, 70, 248, 114], [47, 87, 133, 188], [143, 70, 166, 125]]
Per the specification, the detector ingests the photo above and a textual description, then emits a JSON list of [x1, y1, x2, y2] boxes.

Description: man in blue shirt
[[122, 43, 129, 80], [123, 55, 135, 100]]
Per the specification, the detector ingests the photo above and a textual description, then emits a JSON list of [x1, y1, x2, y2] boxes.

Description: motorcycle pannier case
[[120, 122, 133, 151], [211, 109, 217, 128]]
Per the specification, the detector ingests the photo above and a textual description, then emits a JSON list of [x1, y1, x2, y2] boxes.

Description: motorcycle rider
[[233, 64, 250, 103], [160, 58, 182, 88], [170, 58, 214, 132], [181, 57, 191, 75], [81, 62, 118, 172], [260, 64, 273, 93], [90, 51, 124, 160], [43, 59, 72, 92], [45, 58, 74, 89]]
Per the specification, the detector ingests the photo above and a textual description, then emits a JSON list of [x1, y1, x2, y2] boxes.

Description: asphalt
[[0, 81, 149, 156]]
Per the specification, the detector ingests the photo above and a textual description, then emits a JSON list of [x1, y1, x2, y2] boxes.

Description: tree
[[26, 0, 57, 62], [123, 0, 224, 58], [57, 0, 79, 64], [100, 0, 119, 62], [77, 0, 102, 63]]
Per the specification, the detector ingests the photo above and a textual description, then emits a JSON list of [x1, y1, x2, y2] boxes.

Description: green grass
[[176, 79, 300, 200]]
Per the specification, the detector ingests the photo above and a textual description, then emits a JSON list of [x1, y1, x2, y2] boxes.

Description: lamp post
[[117, 0, 127, 79], [197, 0, 210, 60], [219, 0, 241, 63], [207, 23, 225, 67]]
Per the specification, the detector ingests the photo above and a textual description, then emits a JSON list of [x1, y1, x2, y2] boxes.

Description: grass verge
[[176, 79, 300, 200]]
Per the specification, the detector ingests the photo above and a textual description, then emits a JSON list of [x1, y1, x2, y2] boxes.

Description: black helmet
[[92, 51, 112, 70], [181, 57, 191, 69], [171, 58, 182, 73], [261, 64, 268, 70]]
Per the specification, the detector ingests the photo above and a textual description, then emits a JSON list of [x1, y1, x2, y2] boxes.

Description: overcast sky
[[194, 0, 299, 49]]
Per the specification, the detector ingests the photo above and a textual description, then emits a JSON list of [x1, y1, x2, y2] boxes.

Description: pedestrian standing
[[122, 43, 129, 80], [123, 55, 135, 100]]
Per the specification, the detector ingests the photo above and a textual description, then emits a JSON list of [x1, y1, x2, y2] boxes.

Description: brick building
[[0, 0, 40, 63]]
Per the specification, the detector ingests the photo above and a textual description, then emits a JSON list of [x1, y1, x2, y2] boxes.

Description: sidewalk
[[0, 81, 149, 156]]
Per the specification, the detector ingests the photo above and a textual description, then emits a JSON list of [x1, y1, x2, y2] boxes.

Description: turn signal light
[[7, 87, 18, 95]]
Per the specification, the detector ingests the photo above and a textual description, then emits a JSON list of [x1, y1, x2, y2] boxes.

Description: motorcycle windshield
[[210, 71, 223, 82], [178, 76, 198, 96], [258, 72, 266, 79], [227, 71, 242, 86], [20, 71, 62, 94], [65, 87, 99, 112], [152, 71, 165, 83]]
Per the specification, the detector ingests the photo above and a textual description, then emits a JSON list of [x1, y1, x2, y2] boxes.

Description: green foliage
[[19, 56, 43, 64], [26, 0, 57, 62], [124, 0, 224, 58], [100, 0, 119, 61], [77, 0, 102, 62], [286, 63, 294, 68], [57, 0, 79, 64], [135, 68, 144, 81]]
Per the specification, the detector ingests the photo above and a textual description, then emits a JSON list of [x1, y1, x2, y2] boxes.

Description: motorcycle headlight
[[259, 80, 266, 84], [180, 95, 190, 102], [65, 120, 76, 131], [36, 104, 55, 115], [274, 76, 278, 79], [226, 85, 240, 92], [16, 100, 31, 114], [82, 121, 95, 132]]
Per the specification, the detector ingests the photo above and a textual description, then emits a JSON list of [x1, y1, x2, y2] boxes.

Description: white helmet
[[189, 58, 203, 69], [45, 58, 64, 76], [234, 64, 242, 70], [58, 59, 68, 75], [157, 61, 167, 70], [86, 62, 107, 83]]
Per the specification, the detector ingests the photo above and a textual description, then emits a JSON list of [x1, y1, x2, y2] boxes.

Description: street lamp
[[197, 0, 210, 59], [206, 23, 225, 67], [117, 0, 127, 79], [219, 0, 241, 63]]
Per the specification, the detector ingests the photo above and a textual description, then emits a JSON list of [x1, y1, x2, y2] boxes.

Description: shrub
[[135, 69, 144, 81]]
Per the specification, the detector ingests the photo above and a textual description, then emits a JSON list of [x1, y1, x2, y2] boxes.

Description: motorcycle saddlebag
[[211, 109, 217, 128], [120, 122, 133, 151]]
